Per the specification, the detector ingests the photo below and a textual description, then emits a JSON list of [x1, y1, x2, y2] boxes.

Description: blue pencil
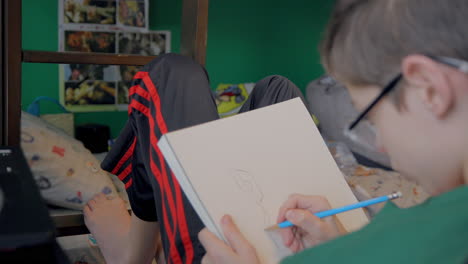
[[266, 192, 402, 230]]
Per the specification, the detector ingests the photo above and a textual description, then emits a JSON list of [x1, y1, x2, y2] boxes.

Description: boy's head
[[321, 0, 468, 195]]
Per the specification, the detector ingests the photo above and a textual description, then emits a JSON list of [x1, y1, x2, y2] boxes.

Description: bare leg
[[84, 193, 131, 264], [84, 193, 164, 264]]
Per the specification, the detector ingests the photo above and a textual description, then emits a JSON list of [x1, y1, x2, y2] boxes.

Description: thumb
[[221, 215, 254, 255], [285, 209, 322, 234], [198, 228, 239, 263], [198, 228, 233, 254]]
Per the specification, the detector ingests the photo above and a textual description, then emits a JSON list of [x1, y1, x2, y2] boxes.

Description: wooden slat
[[181, 0, 209, 66], [50, 207, 132, 237], [22, 50, 157, 66], [0, 0, 5, 145], [4, 0, 22, 146], [55, 226, 90, 237]]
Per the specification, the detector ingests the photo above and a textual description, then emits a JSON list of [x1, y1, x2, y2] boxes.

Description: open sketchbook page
[[160, 98, 369, 263]]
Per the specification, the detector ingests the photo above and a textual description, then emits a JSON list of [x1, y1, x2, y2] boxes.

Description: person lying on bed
[[198, 0, 468, 263], [83, 53, 308, 264]]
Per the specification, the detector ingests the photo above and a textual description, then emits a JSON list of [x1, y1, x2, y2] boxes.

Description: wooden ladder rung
[[22, 50, 157, 66]]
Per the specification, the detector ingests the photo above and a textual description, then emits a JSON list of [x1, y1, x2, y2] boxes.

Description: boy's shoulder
[[282, 186, 468, 264]]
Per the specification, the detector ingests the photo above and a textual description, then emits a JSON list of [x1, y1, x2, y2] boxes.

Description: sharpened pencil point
[[264, 225, 280, 231]]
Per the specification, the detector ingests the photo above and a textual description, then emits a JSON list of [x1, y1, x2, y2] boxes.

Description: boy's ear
[[401, 55, 454, 118]]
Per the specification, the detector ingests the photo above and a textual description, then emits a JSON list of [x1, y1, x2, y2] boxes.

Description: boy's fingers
[[277, 194, 331, 223], [276, 195, 339, 252], [287, 227, 304, 253], [289, 238, 302, 253], [280, 194, 331, 217], [201, 255, 211, 264], [285, 209, 323, 235], [199, 228, 246, 263], [198, 228, 233, 255], [277, 195, 331, 249], [279, 228, 294, 248], [220, 215, 256, 255], [277, 194, 301, 223]]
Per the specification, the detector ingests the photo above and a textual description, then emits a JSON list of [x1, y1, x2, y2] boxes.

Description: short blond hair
[[320, 0, 468, 87]]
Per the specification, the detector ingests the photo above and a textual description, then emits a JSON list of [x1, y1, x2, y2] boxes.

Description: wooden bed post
[[0, 0, 4, 145], [1, 0, 22, 146], [181, 0, 209, 66]]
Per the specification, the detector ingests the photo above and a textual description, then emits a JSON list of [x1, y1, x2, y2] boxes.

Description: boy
[[198, 0, 468, 263]]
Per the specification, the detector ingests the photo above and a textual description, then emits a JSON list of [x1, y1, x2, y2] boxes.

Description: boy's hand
[[277, 194, 344, 253], [198, 215, 260, 264]]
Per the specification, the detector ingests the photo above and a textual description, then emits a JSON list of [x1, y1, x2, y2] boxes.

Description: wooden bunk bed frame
[[0, 0, 209, 236]]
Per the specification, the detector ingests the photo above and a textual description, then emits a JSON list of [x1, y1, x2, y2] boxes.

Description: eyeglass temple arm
[[349, 54, 468, 131], [348, 74, 403, 130], [426, 55, 468, 73]]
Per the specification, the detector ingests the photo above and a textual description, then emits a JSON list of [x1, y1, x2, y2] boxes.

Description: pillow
[[306, 76, 391, 169], [20, 112, 117, 210]]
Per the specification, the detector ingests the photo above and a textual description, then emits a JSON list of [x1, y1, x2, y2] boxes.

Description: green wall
[[22, 0, 332, 138], [207, 1, 333, 93]]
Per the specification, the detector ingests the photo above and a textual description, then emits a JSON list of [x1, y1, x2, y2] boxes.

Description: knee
[[255, 75, 301, 95], [145, 53, 208, 80], [156, 53, 195, 69]]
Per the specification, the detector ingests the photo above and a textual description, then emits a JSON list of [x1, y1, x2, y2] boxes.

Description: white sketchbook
[[158, 98, 369, 263]]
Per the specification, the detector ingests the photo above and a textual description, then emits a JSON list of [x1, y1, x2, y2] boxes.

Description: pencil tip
[[264, 225, 279, 231]]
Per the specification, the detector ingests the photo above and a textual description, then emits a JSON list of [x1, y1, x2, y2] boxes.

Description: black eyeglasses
[[348, 55, 468, 131]]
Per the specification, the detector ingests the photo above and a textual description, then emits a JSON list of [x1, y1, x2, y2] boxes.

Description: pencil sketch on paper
[[231, 169, 271, 225]]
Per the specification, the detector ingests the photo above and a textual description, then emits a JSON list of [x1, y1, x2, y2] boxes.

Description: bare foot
[[84, 193, 131, 264]]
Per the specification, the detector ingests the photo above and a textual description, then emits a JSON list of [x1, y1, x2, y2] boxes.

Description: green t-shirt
[[282, 186, 468, 264]]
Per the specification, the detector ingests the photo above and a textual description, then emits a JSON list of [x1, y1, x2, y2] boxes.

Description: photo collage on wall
[[59, 0, 171, 112]]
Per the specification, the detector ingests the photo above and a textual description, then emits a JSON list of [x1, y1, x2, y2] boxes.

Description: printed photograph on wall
[[64, 80, 116, 106], [64, 30, 116, 53], [64, 64, 118, 82], [59, 0, 165, 112], [119, 65, 140, 82], [117, 82, 131, 104], [118, 0, 148, 29], [118, 31, 170, 56], [116, 65, 140, 104], [63, 0, 117, 25]]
